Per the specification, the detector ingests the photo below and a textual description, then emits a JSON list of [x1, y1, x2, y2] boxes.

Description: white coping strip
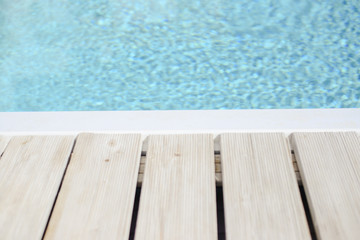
[[0, 108, 359, 136]]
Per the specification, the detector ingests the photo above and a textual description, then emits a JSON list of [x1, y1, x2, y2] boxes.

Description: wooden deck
[[0, 132, 359, 239]]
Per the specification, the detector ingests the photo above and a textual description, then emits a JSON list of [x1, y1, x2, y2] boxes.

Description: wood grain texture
[[44, 133, 142, 240], [220, 133, 310, 240], [291, 132, 360, 240], [0, 135, 11, 155], [0, 135, 75, 240], [135, 134, 217, 240], [137, 153, 301, 186]]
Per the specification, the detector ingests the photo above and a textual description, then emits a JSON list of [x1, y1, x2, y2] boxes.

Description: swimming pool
[[0, 0, 359, 111]]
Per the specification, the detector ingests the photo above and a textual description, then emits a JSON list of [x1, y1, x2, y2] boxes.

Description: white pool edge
[[1, 108, 359, 136]]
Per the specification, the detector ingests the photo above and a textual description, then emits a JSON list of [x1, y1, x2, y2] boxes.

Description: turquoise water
[[0, 0, 359, 111]]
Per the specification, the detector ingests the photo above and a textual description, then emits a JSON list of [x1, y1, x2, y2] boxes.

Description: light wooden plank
[[0, 135, 11, 155], [0, 135, 75, 240], [291, 132, 360, 240], [135, 134, 217, 240], [142, 137, 219, 154], [220, 133, 310, 240], [45, 133, 142, 240]]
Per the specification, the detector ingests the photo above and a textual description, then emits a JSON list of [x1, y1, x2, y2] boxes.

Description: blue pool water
[[0, 0, 359, 111]]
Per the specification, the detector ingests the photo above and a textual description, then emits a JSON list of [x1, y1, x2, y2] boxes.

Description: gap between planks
[[0, 136, 11, 156]]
